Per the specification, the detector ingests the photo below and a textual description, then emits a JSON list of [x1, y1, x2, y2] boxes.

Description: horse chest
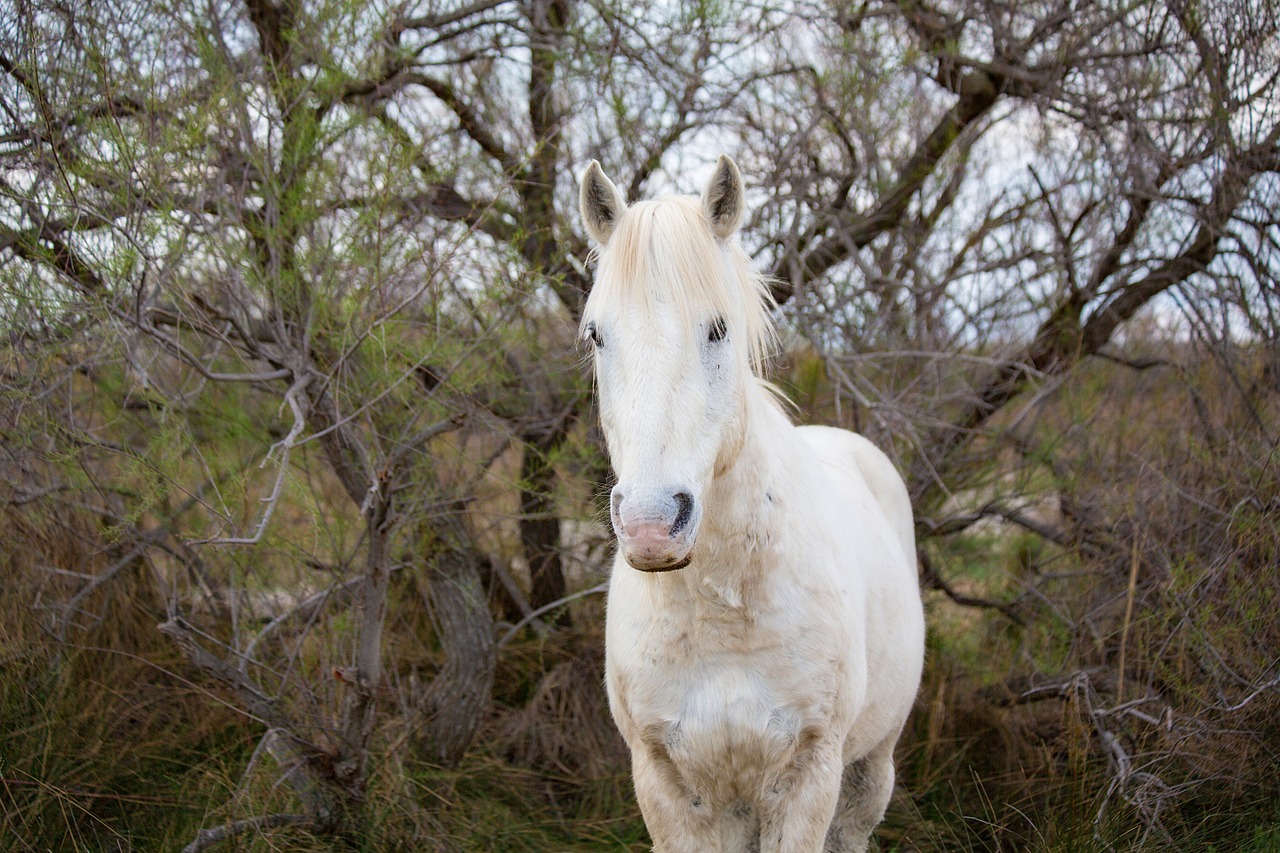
[[607, 585, 848, 793]]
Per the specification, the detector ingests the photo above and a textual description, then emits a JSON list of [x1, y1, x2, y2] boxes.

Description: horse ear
[[701, 154, 745, 240], [580, 160, 626, 245]]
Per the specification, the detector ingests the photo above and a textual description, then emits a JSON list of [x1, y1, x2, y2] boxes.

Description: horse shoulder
[[795, 424, 914, 565]]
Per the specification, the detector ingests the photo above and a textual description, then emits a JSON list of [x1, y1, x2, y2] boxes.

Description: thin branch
[[404, 72, 521, 175], [918, 549, 1025, 625], [497, 580, 609, 649], [182, 813, 314, 853], [191, 372, 309, 546], [396, 0, 513, 33], [159, 616, 297, 730], [241, 574, 376, 671], [918, 500, 1076, 551], [54, 526, 169, 643]]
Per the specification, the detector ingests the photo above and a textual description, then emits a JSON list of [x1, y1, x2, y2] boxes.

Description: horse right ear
[[580, 160, 626, 245]]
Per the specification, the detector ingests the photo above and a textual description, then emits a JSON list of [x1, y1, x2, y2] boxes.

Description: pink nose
[[619, 522, 681, 562], [611, 488, 697, 572]]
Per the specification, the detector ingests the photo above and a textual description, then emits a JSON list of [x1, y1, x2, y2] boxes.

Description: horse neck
[[691, 380, 797, 578]]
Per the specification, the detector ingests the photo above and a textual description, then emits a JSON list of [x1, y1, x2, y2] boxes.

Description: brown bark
[[412, 542, 496, 766], [520, 425, 570, 626]]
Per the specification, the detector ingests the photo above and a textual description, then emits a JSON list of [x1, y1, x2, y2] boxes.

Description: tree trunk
[[335, 479, 396, 805], [412, 541, 496, 767], [519, 427, 570, 626]]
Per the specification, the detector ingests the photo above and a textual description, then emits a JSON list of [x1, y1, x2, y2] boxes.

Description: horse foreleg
[[758, 739, 843, 853], [822, 737, 897, 853], [631, 747, 716, 853]]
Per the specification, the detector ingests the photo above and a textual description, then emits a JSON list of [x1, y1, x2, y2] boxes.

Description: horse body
[[580, 156, 924, 853]]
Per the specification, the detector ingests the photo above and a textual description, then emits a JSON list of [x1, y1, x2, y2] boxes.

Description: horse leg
[[757, 737, 843, 853], [822, 736, 897, 853], [631, 747, 717, 853]]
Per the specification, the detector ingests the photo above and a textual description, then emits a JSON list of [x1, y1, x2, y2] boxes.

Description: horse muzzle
[[611, 486, 699, 572]]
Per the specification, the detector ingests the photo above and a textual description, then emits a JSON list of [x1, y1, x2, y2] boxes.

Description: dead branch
[[497, 580, 610, 650], [181, 813, 314, 853], [918, 549, 1026, 625]]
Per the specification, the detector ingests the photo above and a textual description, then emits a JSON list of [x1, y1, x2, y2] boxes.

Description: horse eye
[[585, 322, 603, 349], [707, 316, 727, 343]]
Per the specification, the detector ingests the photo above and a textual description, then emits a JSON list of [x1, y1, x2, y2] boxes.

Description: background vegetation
[[2, 0, 1277, 850]]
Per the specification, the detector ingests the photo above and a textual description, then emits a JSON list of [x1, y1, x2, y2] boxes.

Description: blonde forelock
[[582, 196, 776, 374]]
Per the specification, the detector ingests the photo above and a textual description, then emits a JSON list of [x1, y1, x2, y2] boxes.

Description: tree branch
[[919, 549, 1025, 624], [912, 129, 1280, 509], [769, 70, 1001, 302], [406, 72, 521, 176], [182, 813, 314, 853]]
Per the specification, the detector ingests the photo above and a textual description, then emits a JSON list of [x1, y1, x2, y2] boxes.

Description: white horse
[[579, 155, 925, 853]]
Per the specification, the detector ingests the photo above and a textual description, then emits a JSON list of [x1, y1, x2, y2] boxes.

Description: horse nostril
[[670, 492, 694, 535]]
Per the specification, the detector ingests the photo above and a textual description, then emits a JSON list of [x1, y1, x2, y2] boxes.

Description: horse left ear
[[701, 154, 745, 240]]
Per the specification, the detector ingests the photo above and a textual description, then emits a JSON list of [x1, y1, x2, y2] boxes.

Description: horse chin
[[624, 551, 693, 573]]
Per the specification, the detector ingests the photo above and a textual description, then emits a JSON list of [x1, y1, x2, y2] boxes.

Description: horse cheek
[[713, 383, 749, 478]]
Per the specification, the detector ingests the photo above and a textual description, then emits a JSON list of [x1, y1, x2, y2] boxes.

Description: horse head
[[579, 155, 773, 571]]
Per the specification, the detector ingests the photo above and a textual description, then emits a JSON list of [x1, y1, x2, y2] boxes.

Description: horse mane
[[583, 196, 778, 376]]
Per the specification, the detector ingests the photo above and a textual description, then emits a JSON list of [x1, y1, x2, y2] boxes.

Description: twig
[[1019, 670, 1182, 846], [241, 576, 366, 672], [191, 372, 308, 546], [54, 525, 169, 643], [919, 500, 1075, 550], [1093, 347, 1177, 371], [1207, 672, 1280, 713], [182, 813, 314, 853], [918, 550, 1025, 625], [131, 307, 292, 383], [497, 580, 609, 649], [486, 556, 539, 624], [160, 618, 341, 823], [5, 483, 70, 505], [159, 616, 295, 731], [1117, 537, 1141, 702]]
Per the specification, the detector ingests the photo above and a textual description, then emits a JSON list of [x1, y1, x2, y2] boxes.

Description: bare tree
[[1, 0, 803, 842], [3, 0, 1277, 846], [743, 0, 1279, 497]]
